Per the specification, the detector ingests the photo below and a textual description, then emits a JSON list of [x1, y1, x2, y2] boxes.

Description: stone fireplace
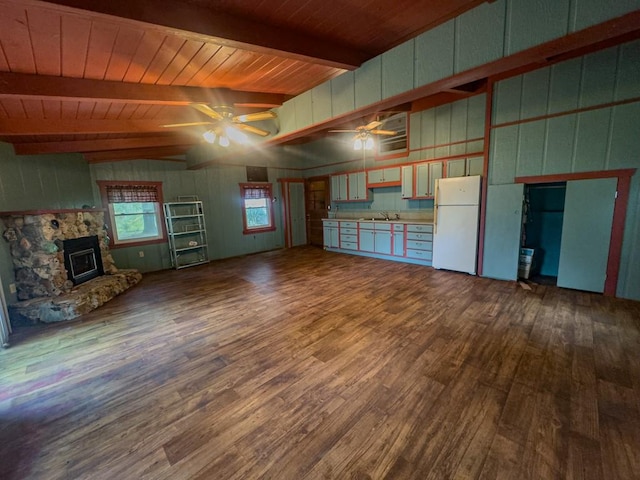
[[1, 209, 142, 323]]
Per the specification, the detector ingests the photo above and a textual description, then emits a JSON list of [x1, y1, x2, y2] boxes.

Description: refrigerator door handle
[[433, 179, 439, 235]]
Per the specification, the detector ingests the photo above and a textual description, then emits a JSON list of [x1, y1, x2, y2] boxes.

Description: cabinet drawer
[[406, 239, 432, 250], [340, 233, 357, 242], [406, 224, 433, 233], [341, 227, 358, 235], [358, 222, 375, 230], [406, 232, 433, 241], [339, 221, 357, 228], [374, 223, 392, 231], [341, 241, 358, 250], [323, 221, 338, 227], [406, 249, 433, 261]]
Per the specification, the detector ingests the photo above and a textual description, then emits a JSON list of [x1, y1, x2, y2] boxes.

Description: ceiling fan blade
[[233, 110, 277, 123], [364, 121, 383, 130], [370, 129, 398, 136], [235, 123, 270, 137], [191, 104, 224, 121], [161, 121, 214, 128], [328, 129, 359, 133]]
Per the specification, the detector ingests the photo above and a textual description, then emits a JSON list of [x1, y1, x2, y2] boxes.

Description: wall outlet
[[9, 283, 16, 294], [138, 251, 145, 258]]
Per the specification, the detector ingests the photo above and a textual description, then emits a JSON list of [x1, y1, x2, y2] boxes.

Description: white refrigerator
[[432, 175, 481, 275]]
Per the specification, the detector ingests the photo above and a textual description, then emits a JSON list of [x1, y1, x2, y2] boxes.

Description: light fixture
[[202, 130, 216, 144], [218, 135, 230, 147], [225, 125, 248, 144], [354, 133, 374, 151]]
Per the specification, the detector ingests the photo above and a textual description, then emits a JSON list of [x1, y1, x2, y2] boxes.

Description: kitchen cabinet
[[446, 157, 483, 178], [367, 167, 401, 187], [359, 222, 392, 255], [330, 174, 347, 201], [339, 222, 358, 250], [347, 172, 367, 201], [164, 201, 209, 269], [415, 161, 443, 198], [401, 165, 414, 199], [405, 224, 433, 263], [392, 223, 405, 256], [323, 220, 339, 248]]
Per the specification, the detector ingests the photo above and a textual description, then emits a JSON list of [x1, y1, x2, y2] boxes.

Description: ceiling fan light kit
[[330, 119, 396, 152]]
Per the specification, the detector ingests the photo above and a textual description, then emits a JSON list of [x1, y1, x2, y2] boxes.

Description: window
[[240, 183, 275, 234], [376, 112, 408, 158], [98, 181, 166, 247]]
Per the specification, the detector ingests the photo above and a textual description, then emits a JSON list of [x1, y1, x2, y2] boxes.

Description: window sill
[[109, 237, 167, 249], [243, 226, 276, 235]]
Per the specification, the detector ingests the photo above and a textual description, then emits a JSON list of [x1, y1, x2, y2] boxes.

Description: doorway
[[305, 176, 330, 247], [523, 182, 566, 285]]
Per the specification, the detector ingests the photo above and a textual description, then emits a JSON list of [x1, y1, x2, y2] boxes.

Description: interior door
[[557, 177, 617, 293], [305, 177, 329, 247], [288, 182, 307, 247], [481, 183, 524, 281]]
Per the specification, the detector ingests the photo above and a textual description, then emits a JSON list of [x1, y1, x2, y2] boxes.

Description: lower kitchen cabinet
[[323, 221, 339, 248]]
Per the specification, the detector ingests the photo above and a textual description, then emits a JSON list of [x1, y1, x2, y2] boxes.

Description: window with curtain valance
[[240, 183, 275, 234]]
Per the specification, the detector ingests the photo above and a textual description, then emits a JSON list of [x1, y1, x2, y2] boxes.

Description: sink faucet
[[379, 211, 390, 221]]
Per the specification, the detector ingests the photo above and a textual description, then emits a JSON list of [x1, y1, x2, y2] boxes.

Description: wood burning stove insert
[[63, 236, 104, 286]]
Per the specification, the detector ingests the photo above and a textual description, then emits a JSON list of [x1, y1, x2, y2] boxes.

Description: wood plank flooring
[[1, 246, 639, 479]]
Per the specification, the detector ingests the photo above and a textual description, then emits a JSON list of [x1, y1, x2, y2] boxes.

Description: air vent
[[246, 166, 268, 182], [377, 113, 407, 156]]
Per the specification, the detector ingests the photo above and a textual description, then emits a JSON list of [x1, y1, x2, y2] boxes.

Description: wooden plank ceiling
[[0, 0, 488, 161], [0, 1, 638, 162]]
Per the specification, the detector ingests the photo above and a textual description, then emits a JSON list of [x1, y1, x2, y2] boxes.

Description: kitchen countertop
[[323, 218, 433, 224]]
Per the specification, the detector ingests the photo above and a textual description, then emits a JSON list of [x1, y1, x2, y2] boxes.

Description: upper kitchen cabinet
[[409, 161, 443, 198], [330, 174, 348, 202], [446, 157, 484, 178], [347, 172, 368, 201], [367, 166, 402, 187]]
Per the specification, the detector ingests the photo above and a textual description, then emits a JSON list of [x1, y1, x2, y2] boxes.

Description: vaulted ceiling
[[0, 0, 490, 162]]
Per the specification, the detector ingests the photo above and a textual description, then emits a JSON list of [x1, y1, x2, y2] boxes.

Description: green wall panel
[[493, 76, 522, 125], [312, 82, 333, 123], [277, 99, 297, 135], [355, 57, 382, 109], [414, 20, 455, 87], [543, 115, 576, 174], [295, 91, 313, 129], [516, 121, 545, 177], [382, 40, 415, 99], [455, 0, 506, 73], [489, 125, 519, 185], [615, 40, 640, 101], [521, 68, 551, 119], [580, 49, 617, 108], [506, 0, 571, 55], [608, 102, 640, 169], [331, 71, 355, 117], [548, 58, 582, 114], [466, 94, 486, 139], [573, 109, 610, 172], [571, 0, 640, 31]]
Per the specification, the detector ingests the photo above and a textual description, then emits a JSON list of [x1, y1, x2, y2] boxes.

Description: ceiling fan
[[329, 120, 397, 150], [162, 104, 277, 146]]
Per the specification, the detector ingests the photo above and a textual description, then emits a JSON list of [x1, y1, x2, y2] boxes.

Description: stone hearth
[[1, 208, 141, 323]]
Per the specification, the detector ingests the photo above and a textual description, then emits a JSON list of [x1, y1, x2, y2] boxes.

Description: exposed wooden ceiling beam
[[83, 146, 190, 163], [12, 135, 198, 155], [0, 73, 290, 107], [34, 0, 368, 69], [0, 119, 180, 135]]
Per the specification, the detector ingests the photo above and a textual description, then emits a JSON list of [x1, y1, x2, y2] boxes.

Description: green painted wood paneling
[[331, 71, 355, 117], [516, 122, 546, 177], [355, 57, 381, 109], [521, 68, 551, 119], [434, 104, 452, 157], [482, 183, 524, 280], [557, 177, 616, 292], [493, 76, 522, 125], [506, 0, 571, 55], [295, 91, 313, 130], [312, 82, 333, 123], [543, 115, 576, 174], [489, 125, 519, 185], [455, 0, 506, 73], [450, 100, 468, 144], [466, 94, 486, 139], [548, 57, 582, 114], [580, 49, 617, 108], [615, 40, 640, 101], [573, 109, 610, 172], [277, 99, 297, 135], [415, 20, 455, 87], [571, 0, 640, 31], [382, 41, 415, 99], [618, 177, 640, 299], [608, 102, 640, 169]]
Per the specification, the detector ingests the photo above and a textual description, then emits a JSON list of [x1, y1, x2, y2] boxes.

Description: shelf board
[[175, 244, 208, 252]]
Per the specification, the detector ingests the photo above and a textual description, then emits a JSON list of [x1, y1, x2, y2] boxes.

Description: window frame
[[97, 180, 167, 249], [240, 182, 276, 234]]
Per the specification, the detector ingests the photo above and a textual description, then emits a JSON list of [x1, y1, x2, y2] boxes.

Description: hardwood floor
[[1, 246, 639, 479]]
